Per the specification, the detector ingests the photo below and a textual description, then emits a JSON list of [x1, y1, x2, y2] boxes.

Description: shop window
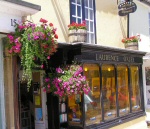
[[117, 65, 130, 116], [70, 0, 96, 44], [83, 63, 101, 126], [101, 64, 116, 120], [68, 94, 83, 126], [130, 66, 141, 112]]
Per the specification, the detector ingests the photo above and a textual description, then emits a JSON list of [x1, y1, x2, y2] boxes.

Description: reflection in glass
[[102, 64, 116, 120], [130, 66, 141, 111], [83, 63, 101, 126], [117, 65, 129, 116]]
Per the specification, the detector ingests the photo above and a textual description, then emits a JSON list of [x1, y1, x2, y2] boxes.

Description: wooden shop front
[[47, 43, 146, 129]]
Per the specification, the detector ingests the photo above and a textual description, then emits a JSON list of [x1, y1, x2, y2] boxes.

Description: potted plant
[[121, 35, 141, 50], [42, 64, 90, 97], [6, 18, 58, 89], [68, 21, 87, 43]]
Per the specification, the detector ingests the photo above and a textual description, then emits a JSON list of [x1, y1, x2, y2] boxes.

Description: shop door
[[19, 71, 48, 129]]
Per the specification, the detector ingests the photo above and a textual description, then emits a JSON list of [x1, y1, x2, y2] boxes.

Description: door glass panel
[[117, 65, 130, 116], [83, 63, 101, 126], [130, 66, 141, 111], [102, 64, 116, 120]]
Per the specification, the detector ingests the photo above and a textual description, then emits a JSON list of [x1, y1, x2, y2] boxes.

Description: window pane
[[86, 21, 89, 31], [102, 64, 116, 120], [84, 0, 88, 7], [90, 22, 94, 32], [85, 8, 88, 19], [86, 33, 89, 43], [77, 5, 81, 17], [68, 94, 83, 126], [71, 4, 76, 16], [91, 34, 95, 44], [130, 66, 141, 112], [83, 64, 101, 126], [89, 0, 93, 8], [117, 65, 130, 116], [71, 0, 76, 3], [77, 0, 81, 4], [77, 18, 81, 23], [90, 10, 94, 20], [72, 17, 77, 23]]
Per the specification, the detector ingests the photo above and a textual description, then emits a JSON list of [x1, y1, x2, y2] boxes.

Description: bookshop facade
[[47, 43, 146, 129]]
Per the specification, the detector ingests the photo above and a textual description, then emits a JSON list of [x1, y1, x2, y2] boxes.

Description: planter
[[68, 29, 87, 43], [124, 42, 138, 50]]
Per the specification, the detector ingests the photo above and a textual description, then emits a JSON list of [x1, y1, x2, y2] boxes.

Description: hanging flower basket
[[6, 18, 58, 89], [42, 64, 90, 97], [68, 21, 87, 43]]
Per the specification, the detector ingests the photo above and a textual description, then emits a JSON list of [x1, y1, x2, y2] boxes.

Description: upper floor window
[[70, 0, 96, 44]]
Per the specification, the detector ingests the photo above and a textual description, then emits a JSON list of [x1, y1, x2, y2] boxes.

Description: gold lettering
[[96, 54, 119, 62], [123, 56, 135, 63]]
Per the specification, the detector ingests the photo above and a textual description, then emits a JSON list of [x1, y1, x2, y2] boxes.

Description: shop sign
[[75, 53, 143, 63], [118, 1, 137, 16], [0, 12, 21, 33]]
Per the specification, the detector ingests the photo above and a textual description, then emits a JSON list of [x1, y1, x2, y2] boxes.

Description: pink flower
[[41, 64, 44, 69], [45, 78, 50, 82], [56, 68, 63, 73], [47, 84, 50, 88], [13, 46, 21, 53], [15, 42, 22, 47], [43, 88, 46, 92], [8, 49, 13, 54], [47, 56, 50, 59]]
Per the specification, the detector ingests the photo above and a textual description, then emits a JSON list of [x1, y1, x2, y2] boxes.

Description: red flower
[[54, 34, 58, 39], [49, 23, 53, 27], [39, 18, 48, 23]]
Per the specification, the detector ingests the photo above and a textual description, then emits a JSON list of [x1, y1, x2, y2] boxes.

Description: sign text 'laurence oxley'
[[96, 54, 135, 63], [118, 1, 137, 16]]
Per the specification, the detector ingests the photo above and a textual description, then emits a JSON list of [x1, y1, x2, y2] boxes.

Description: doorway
[[19, 71, 48, 129]]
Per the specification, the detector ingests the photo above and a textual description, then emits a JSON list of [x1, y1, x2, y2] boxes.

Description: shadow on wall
[[51, 0, 68, 42]]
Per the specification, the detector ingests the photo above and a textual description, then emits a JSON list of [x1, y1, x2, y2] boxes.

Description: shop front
[[47, 43, 146, 129]]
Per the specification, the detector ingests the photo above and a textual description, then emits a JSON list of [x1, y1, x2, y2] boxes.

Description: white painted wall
[[130, 0, 150, 52]]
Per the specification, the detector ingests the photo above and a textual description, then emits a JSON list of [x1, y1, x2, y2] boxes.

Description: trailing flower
[[42, 64, 90, 97], [121, 35, 141, 43], [68, 21, 87, 30], [6, 18, 58, 89]]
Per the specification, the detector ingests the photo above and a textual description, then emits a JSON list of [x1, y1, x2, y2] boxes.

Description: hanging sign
[[118, 1, 137, 16]]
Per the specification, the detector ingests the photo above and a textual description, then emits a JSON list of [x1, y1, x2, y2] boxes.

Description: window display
[[68, 94, 82, 126], [102, 65, 116, 120], [130, 66, 141, 112], [83, 64, 101, 126], [117, 65, 130, 116], [81, 63, 142, 127]]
